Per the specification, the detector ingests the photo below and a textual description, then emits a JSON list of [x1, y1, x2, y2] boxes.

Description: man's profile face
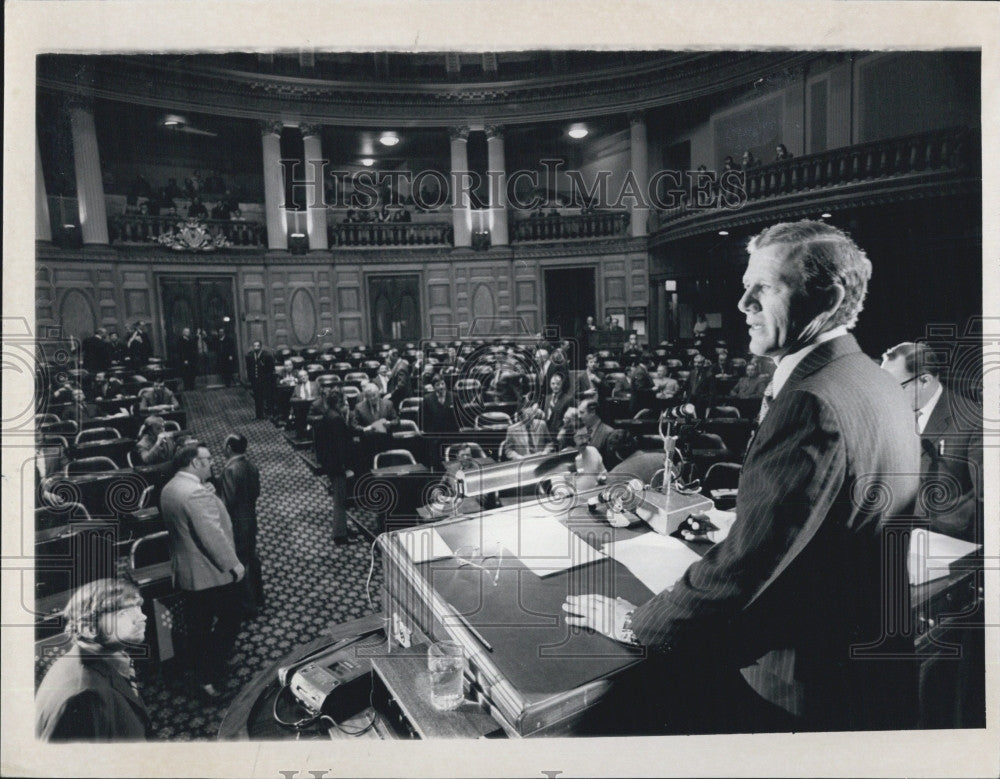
[[880, 355, 931, 411], [182, 327, 191, 338], [739, 244, 808, 360], [193, 447, 213, 480]]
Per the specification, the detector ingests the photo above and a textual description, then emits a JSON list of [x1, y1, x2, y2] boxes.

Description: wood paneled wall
[[36, 240, 649, 374]]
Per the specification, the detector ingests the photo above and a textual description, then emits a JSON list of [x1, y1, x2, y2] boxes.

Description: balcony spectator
[[775, 144, 793, 162], [742, 150, 760, 170], [723, 155, 740, 172], [187, 196, 208, 219], [210, 200, 230, 220], [164, 178, 183, 200]]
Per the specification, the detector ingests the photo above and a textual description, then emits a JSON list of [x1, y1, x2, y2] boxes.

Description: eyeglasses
[[900, 377, 919, 388], [453, 544, 503, 586]]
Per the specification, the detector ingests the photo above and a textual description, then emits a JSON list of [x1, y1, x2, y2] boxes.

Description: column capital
[[448, 125, 471, 142], [260, 120, 284, 137], [628, 110, 647, 127], [484, 124, 505, 141], [299, 122, 322, 139]]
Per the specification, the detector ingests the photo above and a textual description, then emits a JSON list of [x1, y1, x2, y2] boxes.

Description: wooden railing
[[109, 214, 267, 247], [328, 221, 453, 247], [512, 210, 630, 242], [655, 126, 977, 229]]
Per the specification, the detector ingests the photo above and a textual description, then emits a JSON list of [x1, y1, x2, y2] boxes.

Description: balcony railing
[[512, 210, 630, 242], [328, 221, 453, 247], [109, 214, 267, 247], [654, 126, 976, 230]]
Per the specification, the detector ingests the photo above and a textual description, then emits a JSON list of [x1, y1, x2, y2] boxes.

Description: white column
[[300, 123, 328, 251], [36, 135, 52, 242], [449, 126, 471, 248], [629, 112, 649, 238], [68, 98, 109, 244], [485, 124, 509, 246], [261, 120, 288, 250]]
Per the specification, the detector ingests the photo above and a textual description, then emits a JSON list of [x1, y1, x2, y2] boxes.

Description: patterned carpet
[[136, 385, 384, 740]]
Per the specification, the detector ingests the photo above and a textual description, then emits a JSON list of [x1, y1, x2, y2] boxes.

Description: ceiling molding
[[38, 52, 817, 128]]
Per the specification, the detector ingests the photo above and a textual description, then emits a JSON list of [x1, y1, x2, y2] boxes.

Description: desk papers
[[397, 526, 453, 564], [602, 533, 702, 595], [908, 528, 980, 586], [477, 508, 607, 577]]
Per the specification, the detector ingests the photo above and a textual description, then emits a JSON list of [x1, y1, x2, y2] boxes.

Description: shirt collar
[[175, 470, 203, 485], [770, 326, 848, 397], [916, 383, 943, 432]]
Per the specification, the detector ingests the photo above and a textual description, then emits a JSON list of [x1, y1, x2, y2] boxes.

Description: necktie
[[915, 408, 924, 434], [757, 382, 774, 426], [745, 382, 774, 456], [526, 422, 535, 453]]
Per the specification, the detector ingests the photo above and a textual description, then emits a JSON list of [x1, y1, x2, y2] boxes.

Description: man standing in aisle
[[565, 220, 921, 733], [177, 327, 199, 392], [220, 434, 264, 616], [161, 442, 245, 699], [245, 340, 275, 420]]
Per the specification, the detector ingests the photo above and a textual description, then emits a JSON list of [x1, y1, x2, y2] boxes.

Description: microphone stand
[[659, 411, 678, 517]]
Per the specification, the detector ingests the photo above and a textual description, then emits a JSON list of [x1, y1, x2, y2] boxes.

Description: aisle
[[139, 386, 384, 740]]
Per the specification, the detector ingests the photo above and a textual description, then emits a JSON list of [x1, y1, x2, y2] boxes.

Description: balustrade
[[108, 213, 266, 247], [511, 210, 630, 243], [653, 126, 974, 232], [328, 220, 453, 247]]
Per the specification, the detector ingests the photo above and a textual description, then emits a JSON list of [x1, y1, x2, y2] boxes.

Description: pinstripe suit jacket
[[630, 335, 921, 729]]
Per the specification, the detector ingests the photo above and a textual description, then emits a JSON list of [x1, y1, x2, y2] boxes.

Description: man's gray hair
[[748, 220, 872, 330]]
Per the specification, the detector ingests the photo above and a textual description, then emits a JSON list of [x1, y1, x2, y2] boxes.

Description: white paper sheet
[[396, 526, 454, 564], [466, 509, 606, 577], [602, 532, 702, 595], [908, 528, 980, 586]]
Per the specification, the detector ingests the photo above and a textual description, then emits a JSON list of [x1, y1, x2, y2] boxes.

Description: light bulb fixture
[[379, 132, 400, 147], [162, 114, 184, 127], [361, 158, 375, 167], [718, 230, 729, 236], [821, 212, 832, 219], [567, 124, 589, 139]]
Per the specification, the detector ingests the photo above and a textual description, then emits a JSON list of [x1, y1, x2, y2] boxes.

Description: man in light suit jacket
[[881, 340, 983, 543], [502, 404, 550, 459], [351, 382, 398, 472], [161, 441, 245, 699], [220, 433, 263, 615], [566, 221, 921, 733]]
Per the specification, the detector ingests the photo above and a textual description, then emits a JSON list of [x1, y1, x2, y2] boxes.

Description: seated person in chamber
[[502, 403, 550, 460], [138, 379, 179, 412], [560, 426, 608, 493], [728, 361, 769, 399], [652, 364, 680, 401], [135, 415, 177, 466]]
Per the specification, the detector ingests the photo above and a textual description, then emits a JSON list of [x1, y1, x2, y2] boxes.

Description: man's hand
[[231, 563, 246, 582], [562, 594, 638, 644]]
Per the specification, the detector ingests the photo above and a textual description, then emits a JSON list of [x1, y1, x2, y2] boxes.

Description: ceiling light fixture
[[821, 212, 832, 219], [568, 125, 589, 139], [718, 230, 729, 236], [162, 114, 184, 127], [379, 132, 400, 147], [361, 158, 375, 167]]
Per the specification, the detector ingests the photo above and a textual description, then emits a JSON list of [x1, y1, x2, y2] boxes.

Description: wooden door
[[368, 275, 421, 345], [159, 276, 237, 371]]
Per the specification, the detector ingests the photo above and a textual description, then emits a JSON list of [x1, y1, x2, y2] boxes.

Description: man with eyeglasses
[[160, 441, 245, 700], [881, 341, 983, 543]]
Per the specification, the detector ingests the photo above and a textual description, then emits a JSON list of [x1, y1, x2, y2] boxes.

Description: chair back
[[36, 413, 60, 425], [706, 405, 741, 419], [74, 427, 122, 446], [373, 449, 417, 469], [129, 530, 171, 572], [41, 419, 79, 436], [317, 373, 340, 388], [475, 411, 511, 430], [65, 456, 118, 475]]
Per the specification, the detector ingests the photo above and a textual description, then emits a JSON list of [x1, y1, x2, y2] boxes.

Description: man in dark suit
[[176, 327, 199, 392], [220, 434, 263, 615], [881, 340, 983, 543], [215, 328, 237, 387], [685, 352, 715, 412], [421, 375, 458, 466], [566, 220, 920, 733], [245, 340, 275, 420], [351, 381, 399, 472], [81, 328, 111, 374], [160, 441, 245, 699], [578, 398, 628, 469], [314, 391, 352, 545], [126, 322, 153, 368], [35, 578, 150, 741]]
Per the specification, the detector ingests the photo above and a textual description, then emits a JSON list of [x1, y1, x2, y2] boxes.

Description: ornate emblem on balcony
[[157, 218, 231, 252]]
